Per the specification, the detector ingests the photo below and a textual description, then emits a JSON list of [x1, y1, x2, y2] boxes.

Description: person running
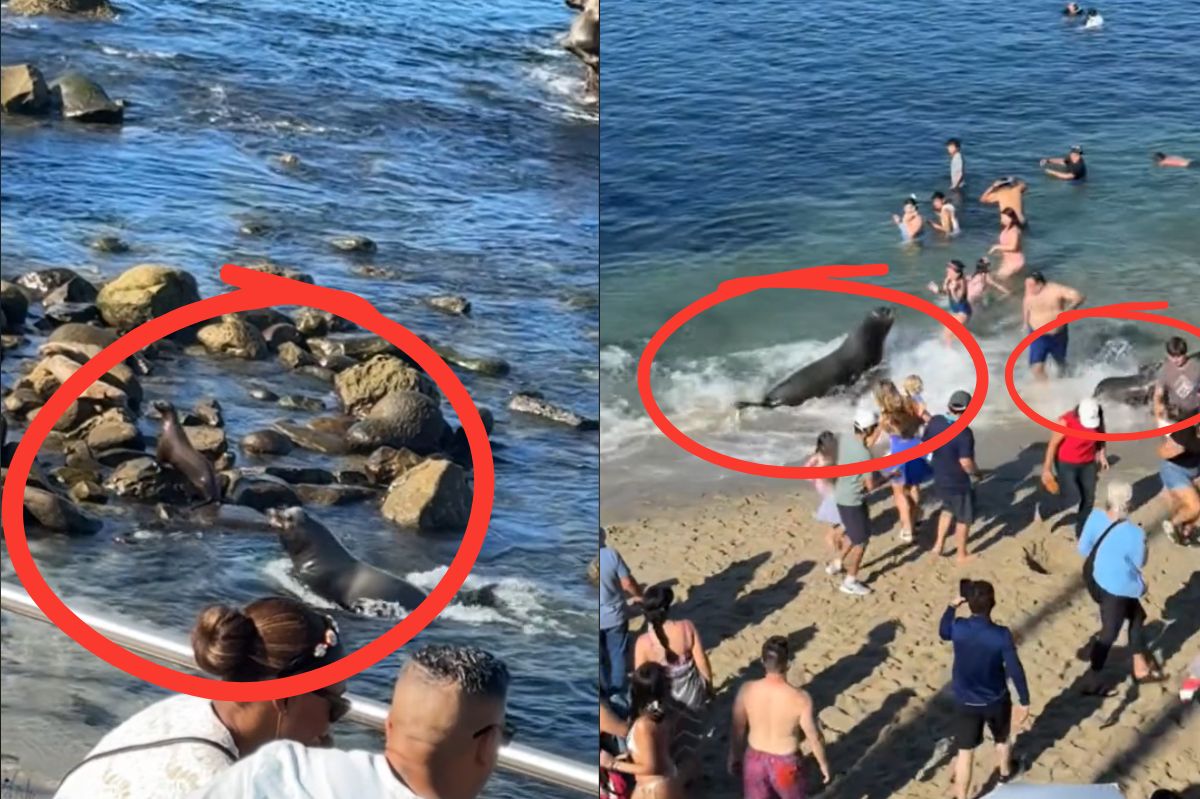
[[930, 191, 961, 236], [1078, 481, 1164, 694], [1159, 420, 1200, 546], [728, 636, 832, 798], [979, 177, 1028, 227], [634, 585, 713, 777], [602, 663, 682, 799], [939, 581, 1031, 799], [1152, 337, 1200, 424], [1023, 271, 1086, 380], [1041, 146, 1088, 181], [191, 644, 509, 799], [947, 138, 966, 191], [875, 380, 930, 544], [902, 375, 931, 421], [988, 209, 1026, 278], [929, 260, 972, 344], [892, 196, 926, 244], [1042, 397, 1109, 539], [1153, 152, 1195, 168], [802, 431, 844, 561], [967, 258, 1012, 305], [827, 409, 883, 595], [55, 598, 349, 799], [923, 391, 982, 564], [600, 527, 645, 708]]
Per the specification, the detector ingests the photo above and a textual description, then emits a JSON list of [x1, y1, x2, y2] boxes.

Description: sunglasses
[[472, 719, 517, 745], [313, 687, 352, 723]]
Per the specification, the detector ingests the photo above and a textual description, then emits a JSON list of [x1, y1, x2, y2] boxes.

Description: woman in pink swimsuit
[[989, 208, 1026, 278]]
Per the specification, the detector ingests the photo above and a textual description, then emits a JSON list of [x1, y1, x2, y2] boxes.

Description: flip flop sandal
[[1133, 671, 1167, 685]]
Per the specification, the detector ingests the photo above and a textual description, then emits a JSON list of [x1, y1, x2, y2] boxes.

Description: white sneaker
[[825, 559, 843, 575], [898, 528, 913, 543], [840, 578, 871, 596]]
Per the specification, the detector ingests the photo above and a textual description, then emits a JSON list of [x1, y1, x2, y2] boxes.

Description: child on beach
[[902, 375, 930, 421], [875, 380, 931, 543], [803, 431, 844, 561]]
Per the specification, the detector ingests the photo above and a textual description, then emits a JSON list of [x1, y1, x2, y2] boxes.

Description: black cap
[[949, 390, 971, 411], [1028, 270, 1046, 284], [948, 260, 966, 274]]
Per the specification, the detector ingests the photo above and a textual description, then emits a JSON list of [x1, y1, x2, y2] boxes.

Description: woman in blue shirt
[[1077, 481, 1164, 692]]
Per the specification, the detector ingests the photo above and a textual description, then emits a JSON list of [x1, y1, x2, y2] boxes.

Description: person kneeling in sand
[[728, 636, 832, 798]]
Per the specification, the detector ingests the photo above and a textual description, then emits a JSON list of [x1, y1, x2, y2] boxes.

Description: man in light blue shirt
[[599, 527, 642, 703]]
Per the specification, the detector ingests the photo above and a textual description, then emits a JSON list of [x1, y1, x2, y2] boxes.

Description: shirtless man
[[1153, 153, 1195, 169], [1023, 271, 1086, 380], [729, 636, 832, 799], [979, 177, 1028, 227]]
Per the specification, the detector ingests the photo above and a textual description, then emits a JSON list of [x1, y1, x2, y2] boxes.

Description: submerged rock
[[294, 483, 376, 507], [239, 262, 314, 285], [1, 64, 51, 115], [271, 421, 351, 455], [8, 0, 116, 18], [381, 459, 471, 531], [426, 295, 471, 316], [91, 235, 129, 254], [330, 235, 376, 254]]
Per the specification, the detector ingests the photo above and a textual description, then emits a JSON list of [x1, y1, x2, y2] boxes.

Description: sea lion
[[151, 400, 220, 505], [268, 507, 498, 610], [1093, 364, 1159, 406], [736, 307, 895, 410]]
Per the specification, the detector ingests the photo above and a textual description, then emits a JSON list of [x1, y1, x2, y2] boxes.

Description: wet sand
[[604, 426, 1199, 798]]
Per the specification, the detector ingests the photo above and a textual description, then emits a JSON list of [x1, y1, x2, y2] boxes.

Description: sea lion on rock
[[151, 400, 220, 505], [736, 307, 895, 410], [268, 507, 497, 610]]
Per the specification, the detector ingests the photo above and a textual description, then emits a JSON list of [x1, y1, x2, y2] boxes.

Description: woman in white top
[[54, 597, 350, 799]]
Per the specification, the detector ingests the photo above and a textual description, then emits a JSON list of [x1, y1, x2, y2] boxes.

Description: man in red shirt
[[1042, 397, 1109, 538]]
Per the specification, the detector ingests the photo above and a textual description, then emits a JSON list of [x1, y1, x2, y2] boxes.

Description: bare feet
[[956, 553, 975, 566]]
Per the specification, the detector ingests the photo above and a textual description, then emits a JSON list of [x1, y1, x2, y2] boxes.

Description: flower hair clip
[[313, 617, 339, 659]]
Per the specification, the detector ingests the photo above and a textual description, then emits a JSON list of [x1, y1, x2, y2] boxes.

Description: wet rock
[[249, 387, 279, 403], [295, 308, 350, 337], [24, 354, 133, 407], [447, 407, 496, 463], [233, 307, 293, 331], [294, 483, 376, 507], [23, 486, 101, 534], [53, 465, 101, 487], [364, 446, 425, 485], [271, 421, 350, 455], [105, 457, 184, 503], [226, 474, 301, 511], [1, 64, 51, 115], [335, 469, 369, 486], [96, 265, 200, 331], [8, 0, 116, 18], [263, 466, 335, 485], [70, 480, 107, 504], [51, 72, 124, 124], [295, 365, 336, 383], [194, 397, 224, 428], [508, 391, 597, 430], [311, 334, 401, 362], [308, 416, 356, 437], [262, 323, 305, 351], [241, 430, 294, 456], [426, 295, 471, 316], [317, 354, 356, 372], [277, 341, 316, 370], [43, 277, 99, 306], [0, 282, 30, 331], [93, 447, 150, 468], [1, 332, 25, 351], [197, 316, 269, 360], [15, 268, 84, 300], [428, 341, 510, 377], [85, 418, 142, 452], [32, 345, 142, 404], [42, 302, 101, 327], [46, 399, 104, 433], [214, 451, 236, 471], [48, 322, 118, 348], [335, 355, 438, 414], [277, 394, 324, 413], [382, 459, 471, 531], [91, 235, 129, 254], [238, 261, 315, 285], [330, 235, 376, 254], [182, 425, 227, 459], [347, 391, 448, 454], [350, 264, 401, 280]]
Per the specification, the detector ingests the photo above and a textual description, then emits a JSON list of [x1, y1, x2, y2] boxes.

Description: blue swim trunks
[[1029, 326, 1069, 366]]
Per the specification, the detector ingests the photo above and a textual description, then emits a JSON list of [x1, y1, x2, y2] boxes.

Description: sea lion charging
[[736, 307, 895, 410], [152, 400, 220, 505], [268, 507, 498, 611], [1093, 364, 1159, 406]]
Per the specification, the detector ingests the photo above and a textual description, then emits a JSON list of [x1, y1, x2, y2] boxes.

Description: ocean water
[[600, 0, 1200, 502], [0, 0, 596, 795]]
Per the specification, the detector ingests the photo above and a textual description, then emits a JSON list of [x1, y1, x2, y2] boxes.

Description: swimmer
[[1083, 8, 1104, 28], [1062, 2, 1083, 16], [901, 375, 930, 422], [988, 209, 1027, 278], [1153, 152, 1195, 169], [930, 191, 961, 236], [929, 260, 972, 344], [966, 258, 1012, 305], [979, 176, 1028, 227], [892, 196, 926, 244], [1041, 145, 1087, 181], [947, 138, 965, 191], [1023, 271, 1086, 380]]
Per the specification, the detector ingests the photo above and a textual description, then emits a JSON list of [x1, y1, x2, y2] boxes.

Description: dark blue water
[[1, 1, 596, 795], [599, 0, 1200, 496]]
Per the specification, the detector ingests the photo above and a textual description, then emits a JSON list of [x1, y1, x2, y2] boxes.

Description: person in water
[[803, 431, 845, 562], [930, 191, 961, 236], [929, 260, 972, 344], [892, 196, 926, 243], [967, 258, 1012, 305], [1153, 152, 1194, 168], [602, 663, 683, 799], [1062, 2, 1083, 16], [1041, 145, 1088, 181], [728, 636, 833, 798], [1083, 8, 1104, 28], [979, 176, 1028, 227], [875, 379, 930, 544], [55, 598, 349, 799], [1023, 271, 1086, 380], [947, 138, 965, 191], [988, 209, 1026, 278]]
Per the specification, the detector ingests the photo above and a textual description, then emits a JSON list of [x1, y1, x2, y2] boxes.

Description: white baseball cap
[[1078, 397, 1102, 429], [854, 408, 879, 431]]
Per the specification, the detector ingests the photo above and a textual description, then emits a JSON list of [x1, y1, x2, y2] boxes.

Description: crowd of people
[[53, 599, 513, 799]]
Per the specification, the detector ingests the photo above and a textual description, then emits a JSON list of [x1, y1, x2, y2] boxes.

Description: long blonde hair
[[875, 379, 921, 438]]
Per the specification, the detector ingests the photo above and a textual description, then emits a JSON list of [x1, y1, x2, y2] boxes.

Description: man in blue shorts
[[1023, 271, 1085, 380], [923, 391, 983, 563]]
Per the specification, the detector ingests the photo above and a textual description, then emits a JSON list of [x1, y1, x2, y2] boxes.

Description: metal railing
[[0, 581, 597, 796]]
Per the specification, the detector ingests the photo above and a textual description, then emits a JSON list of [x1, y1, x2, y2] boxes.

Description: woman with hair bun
[[54, 597, 350, 799]]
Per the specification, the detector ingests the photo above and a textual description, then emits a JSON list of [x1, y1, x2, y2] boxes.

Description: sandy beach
[[604, 422, 1199, 799]]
